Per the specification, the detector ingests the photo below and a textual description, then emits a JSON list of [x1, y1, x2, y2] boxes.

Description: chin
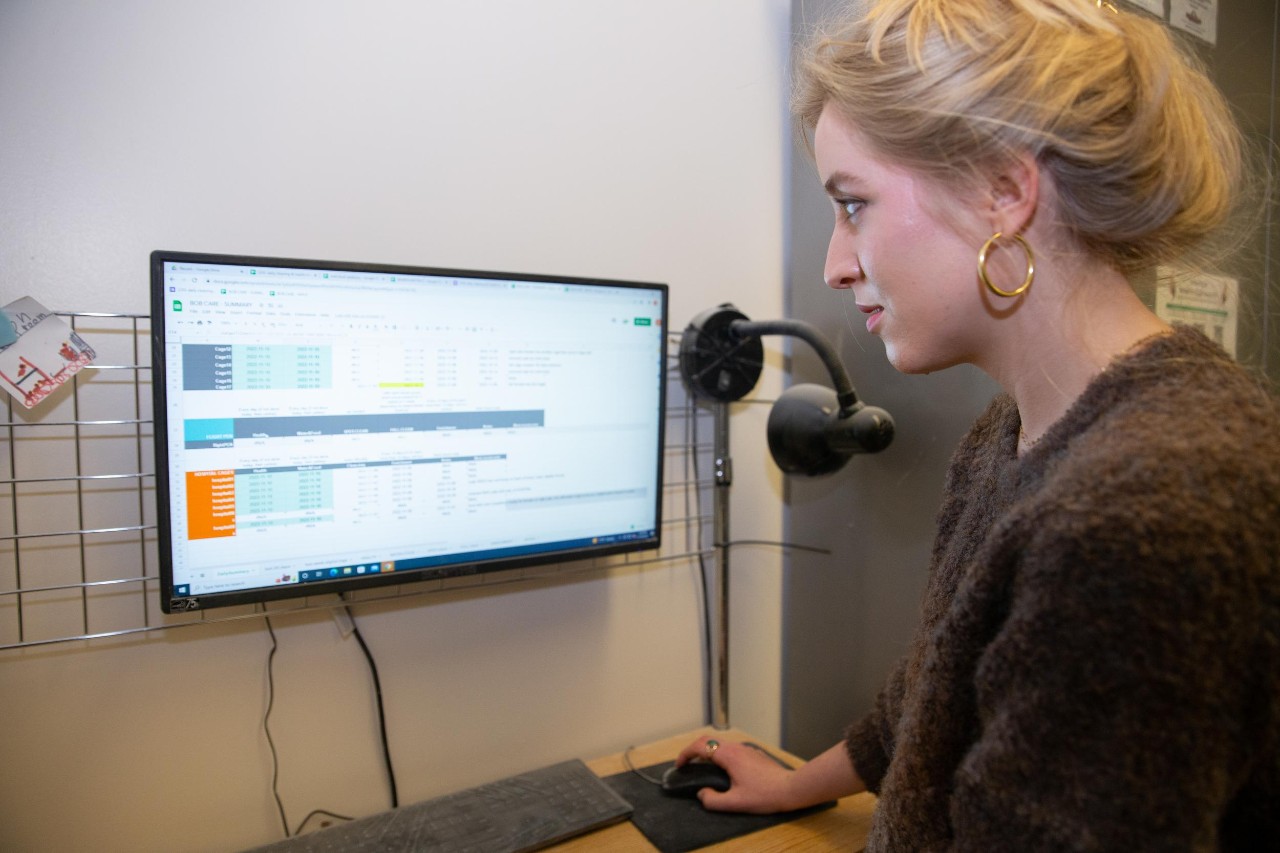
[[883, 343, 920, 374], [884, 342, 951, 375]]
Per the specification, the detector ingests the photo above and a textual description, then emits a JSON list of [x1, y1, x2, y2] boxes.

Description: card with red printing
[[0, 297, 98, 409]]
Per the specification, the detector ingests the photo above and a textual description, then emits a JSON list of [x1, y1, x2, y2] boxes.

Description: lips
[[857, 303, 884, 333]]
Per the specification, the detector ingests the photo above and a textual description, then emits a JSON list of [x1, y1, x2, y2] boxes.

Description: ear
[[985, 152, 1040, 235]]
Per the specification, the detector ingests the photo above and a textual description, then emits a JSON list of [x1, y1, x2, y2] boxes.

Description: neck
[[979, 263, 1170, 452]]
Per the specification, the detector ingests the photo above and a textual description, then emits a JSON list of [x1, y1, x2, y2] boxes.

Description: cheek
[[885, 242, 978, 347], [913, 227, 980, 304]]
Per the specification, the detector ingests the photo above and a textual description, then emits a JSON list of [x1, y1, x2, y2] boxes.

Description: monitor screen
[[151, 251, 667, 612]]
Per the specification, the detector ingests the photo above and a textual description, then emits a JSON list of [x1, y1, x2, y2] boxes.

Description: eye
[[835, 198, 865, 224]]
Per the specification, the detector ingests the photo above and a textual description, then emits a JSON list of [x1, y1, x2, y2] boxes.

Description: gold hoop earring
[[978, 232, 1035, 298]]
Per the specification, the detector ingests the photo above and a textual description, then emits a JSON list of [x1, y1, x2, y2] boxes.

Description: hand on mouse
[[672, 736, 802, 814]]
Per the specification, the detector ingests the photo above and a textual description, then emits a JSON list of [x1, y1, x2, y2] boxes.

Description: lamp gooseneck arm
[[729, 318, 860, 415]]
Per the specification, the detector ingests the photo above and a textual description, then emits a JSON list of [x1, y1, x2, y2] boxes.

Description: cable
[[263, 616, 360, 838], [263, 617, 291, 838], [296, 804, 358, 829], [345, 605, 400, 809], [621, 745, 666, 786], [686, 394, 715, 725], [727, 539, 832, 555], [681, 392, 830, 727]]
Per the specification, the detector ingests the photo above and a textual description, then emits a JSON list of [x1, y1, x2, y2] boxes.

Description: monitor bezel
[[151, 249, 668, 613]]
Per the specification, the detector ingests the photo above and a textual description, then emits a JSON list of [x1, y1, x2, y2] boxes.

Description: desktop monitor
[[151, 250, 668, 612]]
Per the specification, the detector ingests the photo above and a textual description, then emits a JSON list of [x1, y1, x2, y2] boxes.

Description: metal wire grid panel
[[0, 318, 714, 650]]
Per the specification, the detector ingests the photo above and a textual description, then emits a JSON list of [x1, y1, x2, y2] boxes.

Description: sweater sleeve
[[845, 656, 908, 794], [846, 393, 1019, 796], [945, 483, 1276, 850]]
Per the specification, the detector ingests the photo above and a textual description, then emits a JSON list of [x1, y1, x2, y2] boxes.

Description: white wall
[[0, 2, 790, 851]]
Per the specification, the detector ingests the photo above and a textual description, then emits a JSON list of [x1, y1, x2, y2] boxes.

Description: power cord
[[263, 616, 290, 837], [262, 615, 357, 838], [727, 539, 831, 555], [621, 745, 665, 786], [686, 393, 715, 725], [683, 393, 830, 727], [344, 605, 400, 809]]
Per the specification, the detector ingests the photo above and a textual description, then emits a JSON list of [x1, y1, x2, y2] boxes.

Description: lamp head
[[767, 383, 894, 476]]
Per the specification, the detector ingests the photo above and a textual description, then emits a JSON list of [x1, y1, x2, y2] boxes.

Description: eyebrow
[[822, 172, 865, 196]]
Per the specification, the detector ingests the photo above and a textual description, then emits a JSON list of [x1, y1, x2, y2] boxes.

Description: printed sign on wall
[[1170, 0, 1218, 44], [1125, 0, 1166, 18], [1155, 268, 1238, 358]]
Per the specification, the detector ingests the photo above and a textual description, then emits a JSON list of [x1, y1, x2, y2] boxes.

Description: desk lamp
[[678, 303, 895, 727]]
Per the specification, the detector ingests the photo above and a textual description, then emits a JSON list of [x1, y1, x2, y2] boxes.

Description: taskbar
[[294, 530, 656, 584], [172, 529, 656, 597]]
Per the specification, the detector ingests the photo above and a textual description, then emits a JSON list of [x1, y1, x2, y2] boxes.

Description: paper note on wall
[[0, 297, 98, 409], [1126, 0, 1165, 18], [1155, 268, 1238, 358], [1170, 0, 1217, 45]]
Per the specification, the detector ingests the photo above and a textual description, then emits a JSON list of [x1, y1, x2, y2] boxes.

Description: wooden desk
[[551, 727, 875, 852]]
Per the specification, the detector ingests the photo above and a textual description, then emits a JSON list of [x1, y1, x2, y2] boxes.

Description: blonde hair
[[794, 0, 1245, 273]]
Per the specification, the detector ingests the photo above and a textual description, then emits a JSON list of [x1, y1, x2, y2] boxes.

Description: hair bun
[[794, 0, 1245, 272]]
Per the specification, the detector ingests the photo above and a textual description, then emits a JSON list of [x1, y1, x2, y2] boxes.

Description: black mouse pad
[[603, 760, 835, 853]]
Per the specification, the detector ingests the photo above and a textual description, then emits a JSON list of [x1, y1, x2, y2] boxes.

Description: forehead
[[813, 104, 992, 234], [814, 106, 904, 189]]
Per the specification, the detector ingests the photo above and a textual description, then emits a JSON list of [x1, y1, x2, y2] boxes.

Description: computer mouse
[[660, 761, 732, 797]]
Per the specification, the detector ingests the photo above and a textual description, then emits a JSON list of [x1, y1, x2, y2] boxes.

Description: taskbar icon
[[298, 560, 396, 584]]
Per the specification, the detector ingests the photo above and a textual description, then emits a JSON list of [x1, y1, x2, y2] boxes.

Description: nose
[[824, 229, 860, 290]]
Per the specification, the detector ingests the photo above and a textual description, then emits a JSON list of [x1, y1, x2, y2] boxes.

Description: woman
[[676, 0, 1280, 849]]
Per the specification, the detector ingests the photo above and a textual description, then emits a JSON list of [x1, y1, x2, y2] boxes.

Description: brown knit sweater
[[846, 327, 1280, 851]]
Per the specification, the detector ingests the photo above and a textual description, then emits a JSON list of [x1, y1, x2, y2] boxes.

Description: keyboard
[[246, 759, 634, 853]]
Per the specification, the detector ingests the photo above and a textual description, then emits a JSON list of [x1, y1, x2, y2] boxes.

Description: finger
[[674, 737, 705, 766], [698, 785, 762, 815], [675, 735, 721, 767], [697, 787, 731, 812]]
